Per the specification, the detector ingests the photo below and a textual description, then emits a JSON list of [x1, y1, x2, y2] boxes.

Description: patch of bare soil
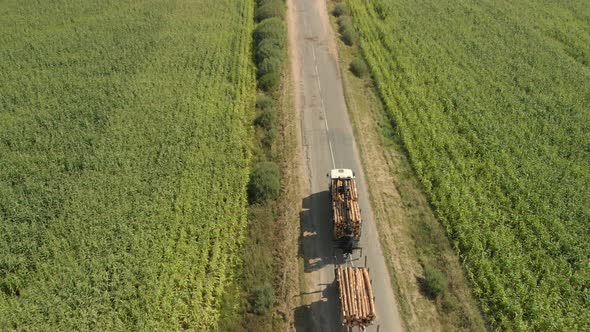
[[272, 74, 302, 330], [275, 1, 306, 330]]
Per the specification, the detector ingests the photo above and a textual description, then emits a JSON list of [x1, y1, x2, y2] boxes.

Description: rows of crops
[[347, 0, 589, 330], [0, 0, 254, 329]]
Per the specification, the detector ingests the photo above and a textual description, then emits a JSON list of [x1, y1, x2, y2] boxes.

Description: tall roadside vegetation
[[226, 0, 290, 330], [347, 0, 590, 330], [0, 0, 254, 330]]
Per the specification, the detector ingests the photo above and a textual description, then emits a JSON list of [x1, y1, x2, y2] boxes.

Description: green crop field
[[0, 0, 254, 330], [348, 0, 589, 330]]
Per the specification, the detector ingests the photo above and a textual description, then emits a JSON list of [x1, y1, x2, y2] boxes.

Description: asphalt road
[[289, 0, 404, 331]]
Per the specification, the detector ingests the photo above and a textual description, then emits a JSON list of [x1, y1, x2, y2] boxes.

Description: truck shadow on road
[[299, 191, 347, 273], [294, 281, 344, 332]]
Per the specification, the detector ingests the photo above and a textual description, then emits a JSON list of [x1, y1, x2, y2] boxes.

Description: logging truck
[[330, 170, 376, 329], [335, 266, 377, 329], [329, 168, 361, 255]]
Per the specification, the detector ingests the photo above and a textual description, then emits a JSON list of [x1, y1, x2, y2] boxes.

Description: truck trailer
[[335, 266, 376, 329]]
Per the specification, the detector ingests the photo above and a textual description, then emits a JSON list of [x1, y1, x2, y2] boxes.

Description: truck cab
[[329, 168, 355, 181]]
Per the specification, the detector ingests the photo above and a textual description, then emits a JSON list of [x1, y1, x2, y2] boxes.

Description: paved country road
[[288, 0, 404, 331]]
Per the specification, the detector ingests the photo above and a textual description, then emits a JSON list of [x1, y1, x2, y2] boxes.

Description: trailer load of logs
[[331, 175, 361, 241], [335, 266, 376, 327]]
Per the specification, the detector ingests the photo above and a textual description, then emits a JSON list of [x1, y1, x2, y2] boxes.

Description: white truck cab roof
[[330, 168, 355, 179]]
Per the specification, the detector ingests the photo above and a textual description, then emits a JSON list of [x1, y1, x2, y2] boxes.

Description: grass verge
[[227, 59, 300, 332], [219, 1, 301, 329]]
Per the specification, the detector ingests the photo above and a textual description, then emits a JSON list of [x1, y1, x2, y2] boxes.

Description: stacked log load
[[335, 266, 376, 327], [331, 178, 361, 240]]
